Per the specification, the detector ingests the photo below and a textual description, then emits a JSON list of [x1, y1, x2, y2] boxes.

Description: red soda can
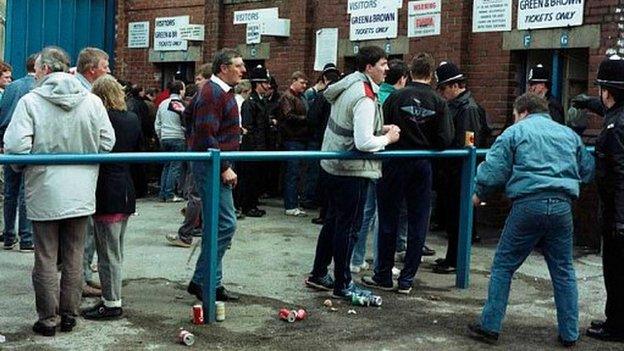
[[295, 309, 307, 321], [278, 308, 297, 323], [192, 304, 204, 324], [178, 329, 195, 346]]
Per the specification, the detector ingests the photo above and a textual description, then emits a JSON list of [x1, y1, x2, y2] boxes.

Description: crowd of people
[[0, 42, 623, 348]]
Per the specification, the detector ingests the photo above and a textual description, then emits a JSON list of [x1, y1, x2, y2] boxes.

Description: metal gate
[[5, 0, 115, 78]]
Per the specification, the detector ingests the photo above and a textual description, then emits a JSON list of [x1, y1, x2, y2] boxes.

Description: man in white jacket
[[4, 46, 115, 337]]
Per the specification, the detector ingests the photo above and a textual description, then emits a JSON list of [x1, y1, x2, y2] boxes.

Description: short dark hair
[[26, 53, 38, 73], [0, 61, 12, 74], [513, 93, 549, 115], [291, 71, 307, 82], [410, 53, 435, 80], [211, 48, 242, 76], [324, 71, 341, 85], [385, 59, 408, 85], [185, 83, 198, 98], [356, 46, 387, 72], [197, 63, 211, 79], [169, 80, 185, 95]]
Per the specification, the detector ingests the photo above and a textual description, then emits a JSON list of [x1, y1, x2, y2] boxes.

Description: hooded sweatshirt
[[4, 72, 116, 220]]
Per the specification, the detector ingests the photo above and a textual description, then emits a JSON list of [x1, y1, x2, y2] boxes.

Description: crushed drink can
[[215, 301, 225, 322], [369, 295, 383, 307], [278, 308, 297, 323], [178, 329, 195, 346], [192, 304, 204, 324], [295, 309, 307, 321], [351, 294, 370, 306]]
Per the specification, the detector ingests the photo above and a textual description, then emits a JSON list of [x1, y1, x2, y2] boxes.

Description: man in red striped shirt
[[184, 48, 246, 302]]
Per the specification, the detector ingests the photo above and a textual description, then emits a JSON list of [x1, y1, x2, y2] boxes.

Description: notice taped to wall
[[473, 0, 511, 32], [517, 0, 584, 30]]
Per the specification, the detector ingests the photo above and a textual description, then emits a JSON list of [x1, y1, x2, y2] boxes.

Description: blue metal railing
[[0, 147, 481, 324]]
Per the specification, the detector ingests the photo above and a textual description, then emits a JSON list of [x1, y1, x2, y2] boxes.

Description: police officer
[[587, 54, 624, 342], [238, 65, 272, 217], [527, 64, 565, 125]]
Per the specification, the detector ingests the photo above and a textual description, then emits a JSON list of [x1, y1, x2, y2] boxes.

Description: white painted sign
[[314, 28, 339, 71], [261, 18, 291, 37], [517, 0, 584, 30], [154, 16, 189, 51], [473, 0, 511, 32], [179, 24, 205, 41], [407, 0, 441, 38], [128, 21, 150, 48], [347, 0, 403, 13], [233, 7, 279, 24], [350, 7, 398, 41], [246, 23, 262, 44]]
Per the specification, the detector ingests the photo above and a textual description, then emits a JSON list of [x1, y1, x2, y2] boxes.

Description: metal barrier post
[[201, 149, 221, 323], [456, 147, 477, 289]]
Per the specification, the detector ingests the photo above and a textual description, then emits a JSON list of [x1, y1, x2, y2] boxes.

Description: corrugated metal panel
[[6, 0, 115, 78]]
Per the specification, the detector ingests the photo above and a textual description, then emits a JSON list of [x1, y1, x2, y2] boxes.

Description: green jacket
[[378, 83, 396, 105]]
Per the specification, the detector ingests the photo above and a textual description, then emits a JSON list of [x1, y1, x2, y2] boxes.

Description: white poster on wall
[[347, 0, 403, 13], [234, 7, 279, 24], [407, 0, 441, 38], [517, 0, 584, 30], [246, 22, 262, 44], [350, 7, 398, 41], [314, 28, 339, 71], [154, 16, 189, 51], [473, 0, 511, 33], [128, 21, 150, 48]]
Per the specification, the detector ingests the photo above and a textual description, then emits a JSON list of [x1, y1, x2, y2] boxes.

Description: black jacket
[[240, 91, 270, 151], [95, 110, 143, 215], [448, 90, 489, 148], [596, 102, 624, 229], [307, 90, 331, 144], [127, 96, 154, 142], [382, 81, 454, 150], [547, 92, 565, 125]]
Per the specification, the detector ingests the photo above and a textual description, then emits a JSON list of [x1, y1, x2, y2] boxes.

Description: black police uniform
[[528, 64, 565, 125], [589, 54, 624, 341]]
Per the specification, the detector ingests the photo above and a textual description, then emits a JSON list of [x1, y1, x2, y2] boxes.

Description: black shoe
[[187, 281, 203, 301], [467, 323, 499, 345], [300, 201, 317, 210], [305, 274, 334, 291], [311, 217, 324, 225], [422, 245, 436, 256], [19, 242, 34, 252], [360, 275, 395, 291], [216, 286, 239, 301], [60, 315, 76, 332], [244, 208, 265, 217], [558, 335, 577, 347], [586, 326, 624, 342], [590, 319, 606, 329], [82, 302, 123, 320], [432, 263, 457, 274], [32, 321, 56, 337], [3, 238, 17, 250]]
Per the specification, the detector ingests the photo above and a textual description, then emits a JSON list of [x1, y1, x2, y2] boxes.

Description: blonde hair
[[92, 74, 127, 111]]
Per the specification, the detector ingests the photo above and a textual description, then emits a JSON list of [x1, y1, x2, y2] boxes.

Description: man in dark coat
[[238, 66, 272, 217], [587, 54, 624, 343], [527, 64, 565, 125], [432, 61, 489, 274]]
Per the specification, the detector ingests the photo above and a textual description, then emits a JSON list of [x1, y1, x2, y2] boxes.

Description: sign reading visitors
[[314, 28, 339, 71], [347, 0, 403, 13], [179, 24, 205, 41], [128, 21, 150, 48], [350, 7, 398, 41], [246, 22, 262, 44], [473, 0, 512, 32], [233, 7, 279, 24], [517, 0, 584, 30], [407, 0, 442, 38], [154, 16, 189, 51]]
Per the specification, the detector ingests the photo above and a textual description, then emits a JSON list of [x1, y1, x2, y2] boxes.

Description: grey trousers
[[83, 216, 96, 283], [32, 216, 88, 327], [94, 219, 128, 307], [178, 173, 201, 243]]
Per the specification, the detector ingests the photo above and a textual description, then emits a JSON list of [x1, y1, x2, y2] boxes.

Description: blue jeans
[[480, 194, 578, 342], [3, 165, 32, 245], [374, 159, 432, 289], [190, 162, 237, 288], [159, 139, 186, 200], [396, 199, 407, 252], [351, 180, 378, 268], [303, 141, 320, 204], [283, 141, 306, 210]]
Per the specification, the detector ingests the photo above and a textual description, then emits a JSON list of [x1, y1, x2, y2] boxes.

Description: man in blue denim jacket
[[467, 93, 594, 347]]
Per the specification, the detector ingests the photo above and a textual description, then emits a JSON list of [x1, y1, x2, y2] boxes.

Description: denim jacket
[[475, 113, 594, 200]]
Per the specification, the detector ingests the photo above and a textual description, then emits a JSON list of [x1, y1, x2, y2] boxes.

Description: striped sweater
[[185, 79, 241, 172]]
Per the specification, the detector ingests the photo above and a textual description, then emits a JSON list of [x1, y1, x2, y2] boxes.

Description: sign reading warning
[[407, 0, 441, 38], [517, 0, 584, 30]]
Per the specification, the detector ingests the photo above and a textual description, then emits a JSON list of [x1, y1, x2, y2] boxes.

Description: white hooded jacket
[[4, 72, 115, 220]]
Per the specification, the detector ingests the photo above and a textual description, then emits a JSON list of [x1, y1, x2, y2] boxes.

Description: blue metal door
[[5, 0, 116, 78]]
